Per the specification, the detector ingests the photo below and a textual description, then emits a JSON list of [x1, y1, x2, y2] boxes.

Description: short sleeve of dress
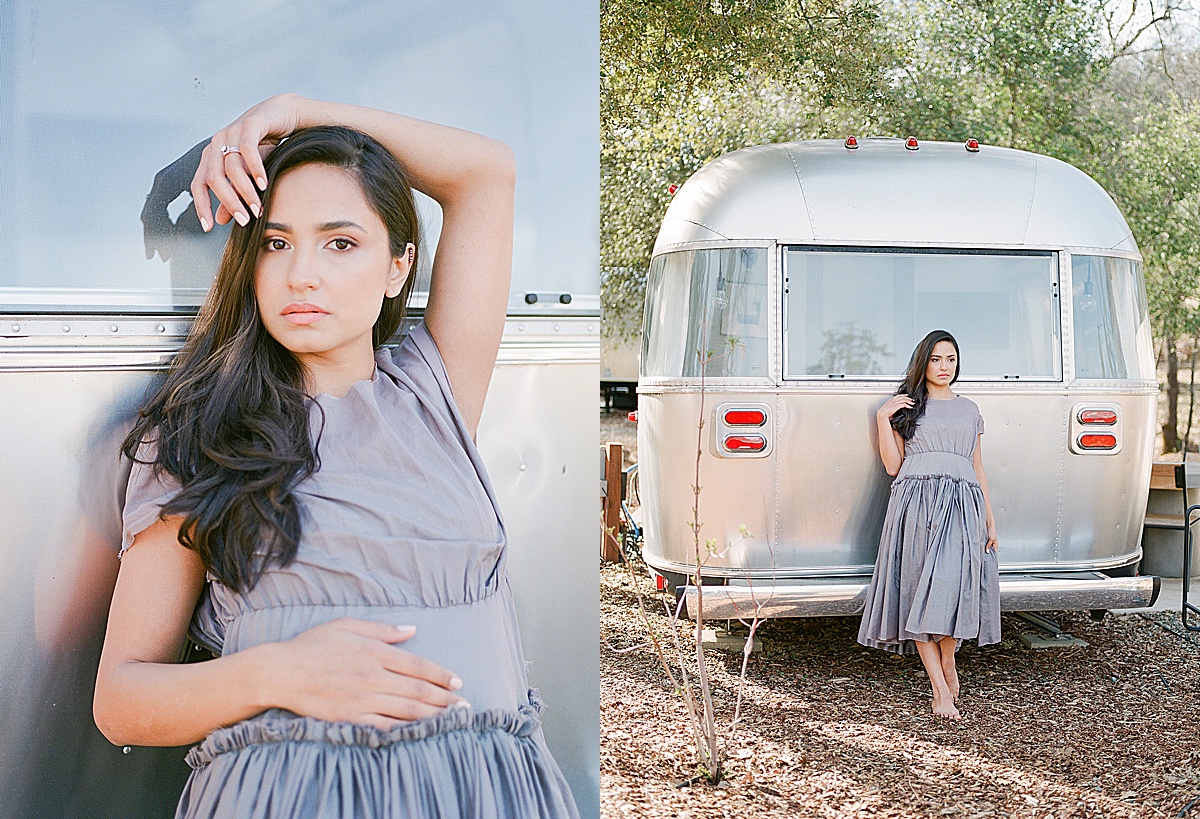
[[381, 322, 473, 448], [120, 440, 182, 558], [976, 409, 985, 435]]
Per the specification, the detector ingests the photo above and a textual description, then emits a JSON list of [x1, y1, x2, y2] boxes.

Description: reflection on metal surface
[[0, 315, 599, 368], [684, 572, 1160, 619], [0, 368, 190, 818], [654, 140, 1139, 253]]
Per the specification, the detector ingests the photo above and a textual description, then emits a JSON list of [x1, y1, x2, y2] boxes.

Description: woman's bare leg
[[938, 635, 959, 702], [915, 639, 960, 720]]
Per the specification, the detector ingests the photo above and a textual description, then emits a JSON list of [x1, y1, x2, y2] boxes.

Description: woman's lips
[[281, 303, 328, 325]]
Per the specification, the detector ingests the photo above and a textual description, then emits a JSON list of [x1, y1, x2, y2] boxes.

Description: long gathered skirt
[[857, 474, 1001, 655], [175, 694, 579, 819]]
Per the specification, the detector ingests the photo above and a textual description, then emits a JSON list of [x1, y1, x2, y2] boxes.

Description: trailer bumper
[[682, 572, 1161, 620]]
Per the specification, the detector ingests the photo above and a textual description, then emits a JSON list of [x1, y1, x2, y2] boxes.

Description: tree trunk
[[1164, 334, 1180, 453]]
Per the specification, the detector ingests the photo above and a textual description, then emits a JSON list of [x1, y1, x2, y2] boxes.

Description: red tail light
[[723, 408, 766, 426], [844, 135, 859, 149], [1078, 433, 1117, 450], [627, 411, 638, 423], [724, 434, 766, 452], [667, 184, 679, 195], [905, 136, 919, 151], [1078, 409, 1117, 425]]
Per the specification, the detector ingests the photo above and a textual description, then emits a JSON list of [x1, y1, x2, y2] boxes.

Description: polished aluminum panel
[[1059, 392, 1157, 565], [474, 346, 599, 815], [638, 392, 779, 577], [684, 572, 1160, 619], [654, 140, 1138, 255], [642, 387, 1150, 580]]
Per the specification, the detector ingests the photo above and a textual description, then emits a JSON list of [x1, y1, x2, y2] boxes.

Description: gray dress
[[121, 323, 579, 819], [856, 395, 1001, 655]]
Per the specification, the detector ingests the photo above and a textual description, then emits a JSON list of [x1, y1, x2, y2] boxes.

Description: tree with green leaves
[[601, 0, 895, 341]]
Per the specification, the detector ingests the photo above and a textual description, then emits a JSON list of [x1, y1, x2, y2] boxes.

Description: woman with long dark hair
[[93, 94, 578, 817], [857, 330, 1001, 721]]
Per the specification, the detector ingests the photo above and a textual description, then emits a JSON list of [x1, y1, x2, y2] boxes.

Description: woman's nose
[[285, 249, 319, 291]]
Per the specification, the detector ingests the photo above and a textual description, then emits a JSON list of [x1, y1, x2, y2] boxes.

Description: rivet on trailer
[[636, 136, 1161, 622]]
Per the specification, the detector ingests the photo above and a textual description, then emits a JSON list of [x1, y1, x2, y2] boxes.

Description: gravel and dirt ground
[[601, 563, 1200, 819], [599, 411, 1200, 819]]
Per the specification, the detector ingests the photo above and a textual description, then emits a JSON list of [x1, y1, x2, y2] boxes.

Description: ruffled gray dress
[[857, 395, 1001, 655], [121, 323, 579, 819]]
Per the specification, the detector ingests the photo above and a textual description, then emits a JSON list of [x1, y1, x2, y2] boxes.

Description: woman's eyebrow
[[262, 220, 366, 232], [318, 220, 366, 232]]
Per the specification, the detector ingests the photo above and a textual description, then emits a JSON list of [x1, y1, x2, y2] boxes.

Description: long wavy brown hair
[[124, 126, 420, 591], [890, 330, 960, 441]]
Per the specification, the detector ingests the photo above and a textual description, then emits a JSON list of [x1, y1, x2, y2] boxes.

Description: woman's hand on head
[[270, 617, 467, 729], [191, 94, 306, 232], [877, 394, 914, 421]]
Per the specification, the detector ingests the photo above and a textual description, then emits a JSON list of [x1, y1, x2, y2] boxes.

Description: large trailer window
[[783, 247, 1060, 380], [642, 248, 768, 379], [1072, 256, 1154, 380]]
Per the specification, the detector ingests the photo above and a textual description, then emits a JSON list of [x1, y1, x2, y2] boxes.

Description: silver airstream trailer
[[0, 3, 599, 817], [638, 137, 1161, 620]]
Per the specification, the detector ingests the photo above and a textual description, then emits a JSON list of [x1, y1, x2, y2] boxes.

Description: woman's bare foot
[[932, 689, 961, 720], [915, 639, 962, 720]]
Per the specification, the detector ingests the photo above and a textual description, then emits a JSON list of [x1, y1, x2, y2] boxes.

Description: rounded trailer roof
[[653, 138, 1139, 256]]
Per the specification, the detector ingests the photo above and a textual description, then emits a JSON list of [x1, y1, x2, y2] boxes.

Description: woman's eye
[[331, 238, 355, 250], [264, 237, 288, 251]]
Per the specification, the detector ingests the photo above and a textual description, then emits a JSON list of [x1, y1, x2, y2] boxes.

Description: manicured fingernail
[[449, 676, 463, 691], [250, 203, 260, 218], [395, 624, 416, 636], [200, 217, 211, 232], [449, 700, 471, 710], [257, 176, 268, 190], [234, 211, 250, 226]]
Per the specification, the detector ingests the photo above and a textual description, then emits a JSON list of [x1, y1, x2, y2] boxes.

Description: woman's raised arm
[[191, 95, 516, 437], [94, 517, 466, 747]]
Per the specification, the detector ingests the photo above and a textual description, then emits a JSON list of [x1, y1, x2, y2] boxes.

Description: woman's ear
[[385, 242, 415, 298]]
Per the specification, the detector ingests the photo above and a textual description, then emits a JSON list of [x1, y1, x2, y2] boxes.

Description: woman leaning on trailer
[[857, 330, 1001, 720], [92, 94, 578, 818]]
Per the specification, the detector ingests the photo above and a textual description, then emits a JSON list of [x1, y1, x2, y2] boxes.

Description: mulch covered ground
[[600, 560, 1200, 819]]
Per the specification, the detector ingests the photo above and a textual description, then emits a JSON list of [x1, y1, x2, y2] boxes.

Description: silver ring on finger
[[220, 144, 242, 156]]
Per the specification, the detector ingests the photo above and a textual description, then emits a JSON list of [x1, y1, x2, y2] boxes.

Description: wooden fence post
[[602, 441, 623, 562]]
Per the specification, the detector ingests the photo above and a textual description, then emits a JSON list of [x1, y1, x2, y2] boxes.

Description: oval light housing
[[1078, 433, 1117, 450], [1078, 408, 1118, 425], [724, 434, 767, 452], [724, 409, 767, 426]]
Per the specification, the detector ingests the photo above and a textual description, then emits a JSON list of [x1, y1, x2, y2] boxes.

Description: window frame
[[640, 243, 772, 383]]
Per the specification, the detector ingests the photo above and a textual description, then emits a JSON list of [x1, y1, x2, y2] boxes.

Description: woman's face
[[925, 340, 958, 389], [254, 163, 411, 366]]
